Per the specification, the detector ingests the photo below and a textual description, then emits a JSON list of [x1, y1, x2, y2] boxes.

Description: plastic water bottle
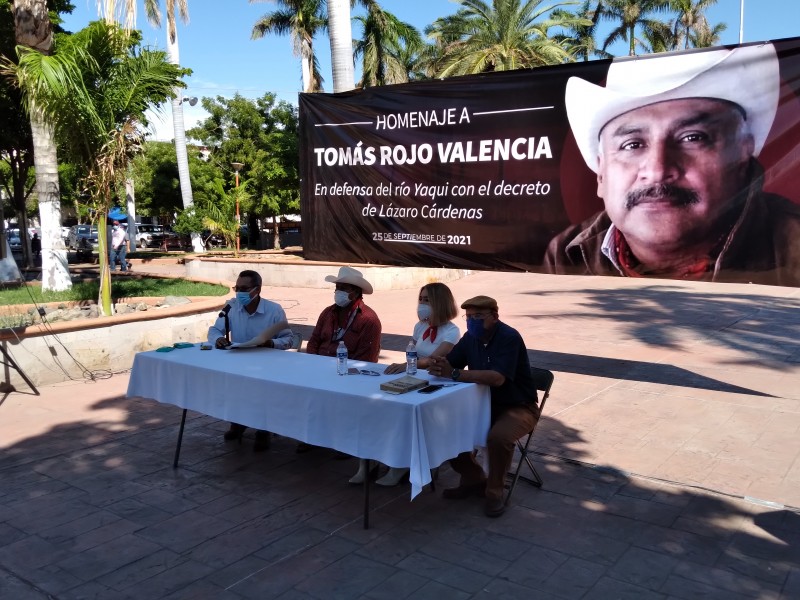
[[336, 341, 348, 375], [406, 339, 418, 375]]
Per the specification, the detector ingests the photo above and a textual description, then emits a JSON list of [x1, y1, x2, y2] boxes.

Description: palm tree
[[640, 16, 676, 52], [12, 21, 185, 313], [424, 0, 590, 78], [93, 1, 202, 252], [327, 0, 354, 91], [354, 1, 423, 86], [140, 0, 205, 252], [599, 0, 672, 56], [201, 179, 250, 253], [671, 0, 722, 50], [9, 0, 71, 291], [690, 18, 725, 48], [390, 36, 429, 81], [251, 0, 326, 93], [552, 0, 609, 61]]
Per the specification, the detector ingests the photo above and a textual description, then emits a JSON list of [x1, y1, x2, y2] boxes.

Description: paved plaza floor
[[1, 267, 799, 599]]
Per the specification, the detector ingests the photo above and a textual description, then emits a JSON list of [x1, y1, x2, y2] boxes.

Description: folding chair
[[505, 367, 554, 506]]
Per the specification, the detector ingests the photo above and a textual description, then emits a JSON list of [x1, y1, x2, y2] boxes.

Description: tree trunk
[[10, 0, 52, 51], [30, 112, 72, 290], [12, 0, 72, 290], [272, 215, 281, 250], [97, 216, 112, 316], [125, 177, 137, 246], [327, 0, 354, 93], [6, 145, 33, 261], [167, 26, 204, 253], [629, 25, 636, 56], [301, 36, 313, 93], [18, 209, 32, 268]]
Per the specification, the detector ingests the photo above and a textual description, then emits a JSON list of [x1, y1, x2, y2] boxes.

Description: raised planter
[[0, 257, 469, 389], [0, 295, 223, 388], [185, 256, 471, 291]]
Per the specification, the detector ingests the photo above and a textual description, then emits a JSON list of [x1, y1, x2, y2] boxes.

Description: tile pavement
[[1, 269, 799, 598]]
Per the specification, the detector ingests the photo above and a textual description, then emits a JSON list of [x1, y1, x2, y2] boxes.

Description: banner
[[300, 37, 800, 287]]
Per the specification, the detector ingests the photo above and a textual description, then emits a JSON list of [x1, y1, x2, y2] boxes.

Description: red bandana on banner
[[614, 229, 711, 280]]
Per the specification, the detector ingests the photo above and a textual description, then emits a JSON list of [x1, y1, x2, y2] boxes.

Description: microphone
[[219, 303, 232, 318]]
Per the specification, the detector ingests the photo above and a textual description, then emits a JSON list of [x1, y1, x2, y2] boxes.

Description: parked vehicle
[[67, 224, 98, 253], [162, 229, 192, 251], [7, 229, 22, 253], [135, 224, 168, 249], [202, 230, 226, 249]]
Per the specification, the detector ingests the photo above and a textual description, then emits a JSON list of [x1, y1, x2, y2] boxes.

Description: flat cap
[[460, 295, 498, 312]]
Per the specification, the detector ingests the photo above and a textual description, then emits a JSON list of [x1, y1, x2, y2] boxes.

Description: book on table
[[380, 375, 429, 395]]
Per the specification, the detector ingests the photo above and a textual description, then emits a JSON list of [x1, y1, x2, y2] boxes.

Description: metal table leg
[[362, 459, 370, 529], [173, 409, 187, 468]]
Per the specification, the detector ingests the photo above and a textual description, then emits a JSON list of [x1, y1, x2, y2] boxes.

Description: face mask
[[236, 291, 254, 306], [417, 303, 432, 322], [112, 226, 119, 231], [466, 317, 485, 338], [334, 290, 351, 308]]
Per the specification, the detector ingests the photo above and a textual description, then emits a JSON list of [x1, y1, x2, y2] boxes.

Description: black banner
[[300, 37, 800, 286]]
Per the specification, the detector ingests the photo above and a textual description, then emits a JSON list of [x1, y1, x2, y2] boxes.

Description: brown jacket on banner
[[544, 165, 800, 287]]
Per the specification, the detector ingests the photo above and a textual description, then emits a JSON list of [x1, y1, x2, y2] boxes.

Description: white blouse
[[412, 320, 461, 358]]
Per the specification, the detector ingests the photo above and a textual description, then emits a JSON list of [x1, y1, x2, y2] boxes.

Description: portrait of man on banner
[[545, 43, 800, 287]]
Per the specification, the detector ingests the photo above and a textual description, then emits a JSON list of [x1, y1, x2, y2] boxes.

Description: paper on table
[[229, 320, 290, 349]]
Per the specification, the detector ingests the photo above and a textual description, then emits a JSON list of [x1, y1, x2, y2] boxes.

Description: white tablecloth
[[127, 345, 491, 498]]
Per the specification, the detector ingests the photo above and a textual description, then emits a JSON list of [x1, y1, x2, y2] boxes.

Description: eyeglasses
[[463, 312, 492, 321]]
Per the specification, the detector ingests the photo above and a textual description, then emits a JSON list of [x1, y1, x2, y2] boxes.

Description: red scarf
[[422, 325, 437, 343]]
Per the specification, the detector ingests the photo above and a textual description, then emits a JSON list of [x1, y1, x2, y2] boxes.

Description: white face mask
[[334, 290, 351, 307], [417, 303, 432, 322]]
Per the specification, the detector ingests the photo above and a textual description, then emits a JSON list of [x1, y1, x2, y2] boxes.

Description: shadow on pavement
[[377, 327, 771, 397], [0, 393, 796, 598], [527, 285, 800, 367], [526, 350, 775, 397]]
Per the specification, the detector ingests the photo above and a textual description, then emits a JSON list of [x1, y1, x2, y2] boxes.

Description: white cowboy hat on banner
[[565, 43, 780, 172]]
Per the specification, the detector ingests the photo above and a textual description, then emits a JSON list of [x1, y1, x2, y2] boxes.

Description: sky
[[61, 0, 800, 141]]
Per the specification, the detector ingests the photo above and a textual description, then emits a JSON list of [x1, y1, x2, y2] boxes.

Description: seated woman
[[350, 282, 461, 486]]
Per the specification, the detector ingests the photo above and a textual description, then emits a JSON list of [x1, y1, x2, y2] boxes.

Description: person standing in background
[[109, 220, 129, 272]]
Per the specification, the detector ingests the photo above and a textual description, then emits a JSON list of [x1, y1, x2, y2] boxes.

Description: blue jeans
[[109, 245, 127, 271]]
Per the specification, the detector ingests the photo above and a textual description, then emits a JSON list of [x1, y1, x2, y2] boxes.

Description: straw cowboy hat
[[565, 43, 780, 173], [324, 266, 374, 294]]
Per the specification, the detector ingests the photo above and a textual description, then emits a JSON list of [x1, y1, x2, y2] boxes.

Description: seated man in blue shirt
[[208, 269, 294, 451], [428, 295, 537, 517]]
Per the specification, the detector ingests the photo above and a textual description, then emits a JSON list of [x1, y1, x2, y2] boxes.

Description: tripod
[[0, 342, 39, 402]]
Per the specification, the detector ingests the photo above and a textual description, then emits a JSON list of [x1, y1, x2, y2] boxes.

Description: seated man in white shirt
[[207, 269, 294, 451]]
